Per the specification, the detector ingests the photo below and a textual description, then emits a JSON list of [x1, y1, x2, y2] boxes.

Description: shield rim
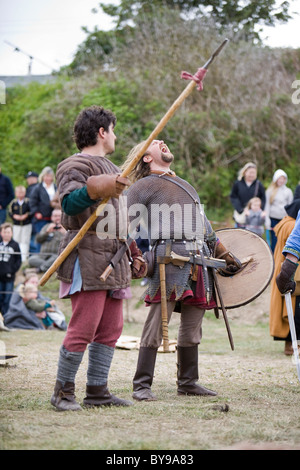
[[215, 228, 274, 309]]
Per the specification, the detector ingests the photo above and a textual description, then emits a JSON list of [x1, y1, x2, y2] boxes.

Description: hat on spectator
[[25, 171, 39, 178]]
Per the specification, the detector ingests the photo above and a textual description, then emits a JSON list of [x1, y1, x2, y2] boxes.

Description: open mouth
[[160, 143, 169, 153]]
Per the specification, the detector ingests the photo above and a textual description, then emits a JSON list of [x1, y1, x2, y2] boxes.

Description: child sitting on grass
[[19, 282, 56, 329]]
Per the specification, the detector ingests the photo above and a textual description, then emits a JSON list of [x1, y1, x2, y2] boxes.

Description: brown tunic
[[55, 153, 131, 291]]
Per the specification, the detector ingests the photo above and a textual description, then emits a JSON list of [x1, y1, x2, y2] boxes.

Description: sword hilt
[[100, 264, 113, 282]]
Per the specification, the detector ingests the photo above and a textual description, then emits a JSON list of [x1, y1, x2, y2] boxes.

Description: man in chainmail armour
[[123, 140, 240, 400]]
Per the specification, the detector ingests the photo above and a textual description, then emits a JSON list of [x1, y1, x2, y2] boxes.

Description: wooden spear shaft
[[39, 39, 228, 287]]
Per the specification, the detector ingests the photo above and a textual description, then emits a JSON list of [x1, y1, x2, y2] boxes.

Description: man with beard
[[123, 140, 241, 401]]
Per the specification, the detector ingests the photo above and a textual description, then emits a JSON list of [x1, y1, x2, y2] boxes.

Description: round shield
[[215, 228, 274, 309]]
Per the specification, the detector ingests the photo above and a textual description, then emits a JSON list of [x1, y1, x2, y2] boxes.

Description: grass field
[[1, 282, 300, 451]]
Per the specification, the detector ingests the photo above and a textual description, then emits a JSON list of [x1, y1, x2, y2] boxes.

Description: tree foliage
[[99, 0, 292, 39], [69, 1, 293, 74]]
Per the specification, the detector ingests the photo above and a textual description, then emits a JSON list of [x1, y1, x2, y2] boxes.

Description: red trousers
[[63, 290, 123, 353]]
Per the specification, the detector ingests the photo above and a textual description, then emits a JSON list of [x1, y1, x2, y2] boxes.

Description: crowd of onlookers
[[0, 166, 67, 330], [229, 162, 300, 250], [0, 162, 299, 339]]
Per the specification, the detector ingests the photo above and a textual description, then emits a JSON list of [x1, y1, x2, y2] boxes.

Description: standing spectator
[[244, 197, 266, 236], [294, 182, 300, 200], [265, 169, 293, 252], [28, 209, 66, 273], [25, 171, 39, 254], [230, 162, 265, 227], [8, 185, 32, 262], [30, 167, 57, 252], [0, 167, 14, 224], [0, 222, 22, 315], [25, 171, 39, 198]]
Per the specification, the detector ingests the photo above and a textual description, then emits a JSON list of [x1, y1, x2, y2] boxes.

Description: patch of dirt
[[124, 281, 271, 325]]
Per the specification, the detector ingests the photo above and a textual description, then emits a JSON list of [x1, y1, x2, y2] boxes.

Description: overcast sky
[[0, 0, 300, 76], [0, 0, 117, 75]]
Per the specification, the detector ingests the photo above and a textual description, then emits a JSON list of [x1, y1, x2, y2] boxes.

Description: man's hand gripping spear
[[39, 39, 230, 351]]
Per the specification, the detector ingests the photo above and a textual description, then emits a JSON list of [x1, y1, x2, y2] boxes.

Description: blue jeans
[[0, 209, 7, 224], [0, 280, 14, 315]]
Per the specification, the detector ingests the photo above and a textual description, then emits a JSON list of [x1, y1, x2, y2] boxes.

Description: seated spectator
[[4, 272, 67, 330], [8, 185, 32, 262], [28, 209, 66, 273], [19, 282, 56, 329], [0, 222, 22, 315]]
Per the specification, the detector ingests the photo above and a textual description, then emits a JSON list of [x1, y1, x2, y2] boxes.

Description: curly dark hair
[[73, 105, 117, 151]]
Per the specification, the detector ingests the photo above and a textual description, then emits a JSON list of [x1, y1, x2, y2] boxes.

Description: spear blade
[[202, 38, 229, 69]]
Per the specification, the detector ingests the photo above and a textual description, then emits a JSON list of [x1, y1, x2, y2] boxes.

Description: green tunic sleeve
[[62, 186, 95, 216]]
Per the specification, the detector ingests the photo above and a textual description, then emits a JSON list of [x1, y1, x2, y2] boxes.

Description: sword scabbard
[[212, 269, 234, 351]]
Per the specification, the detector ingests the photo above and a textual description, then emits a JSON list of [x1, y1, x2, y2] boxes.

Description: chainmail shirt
[[126, 173, 216, 301]]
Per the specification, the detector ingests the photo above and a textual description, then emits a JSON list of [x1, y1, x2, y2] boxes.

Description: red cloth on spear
[[181, 67, 207, 91]]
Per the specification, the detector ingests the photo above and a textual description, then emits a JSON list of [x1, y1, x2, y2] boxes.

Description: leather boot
[[132, 347, 158, 401], [83, 384, 133, 407], [284, 341, 293, 356], [177, 345, 217, 397], [50, 380, 82, 411]]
